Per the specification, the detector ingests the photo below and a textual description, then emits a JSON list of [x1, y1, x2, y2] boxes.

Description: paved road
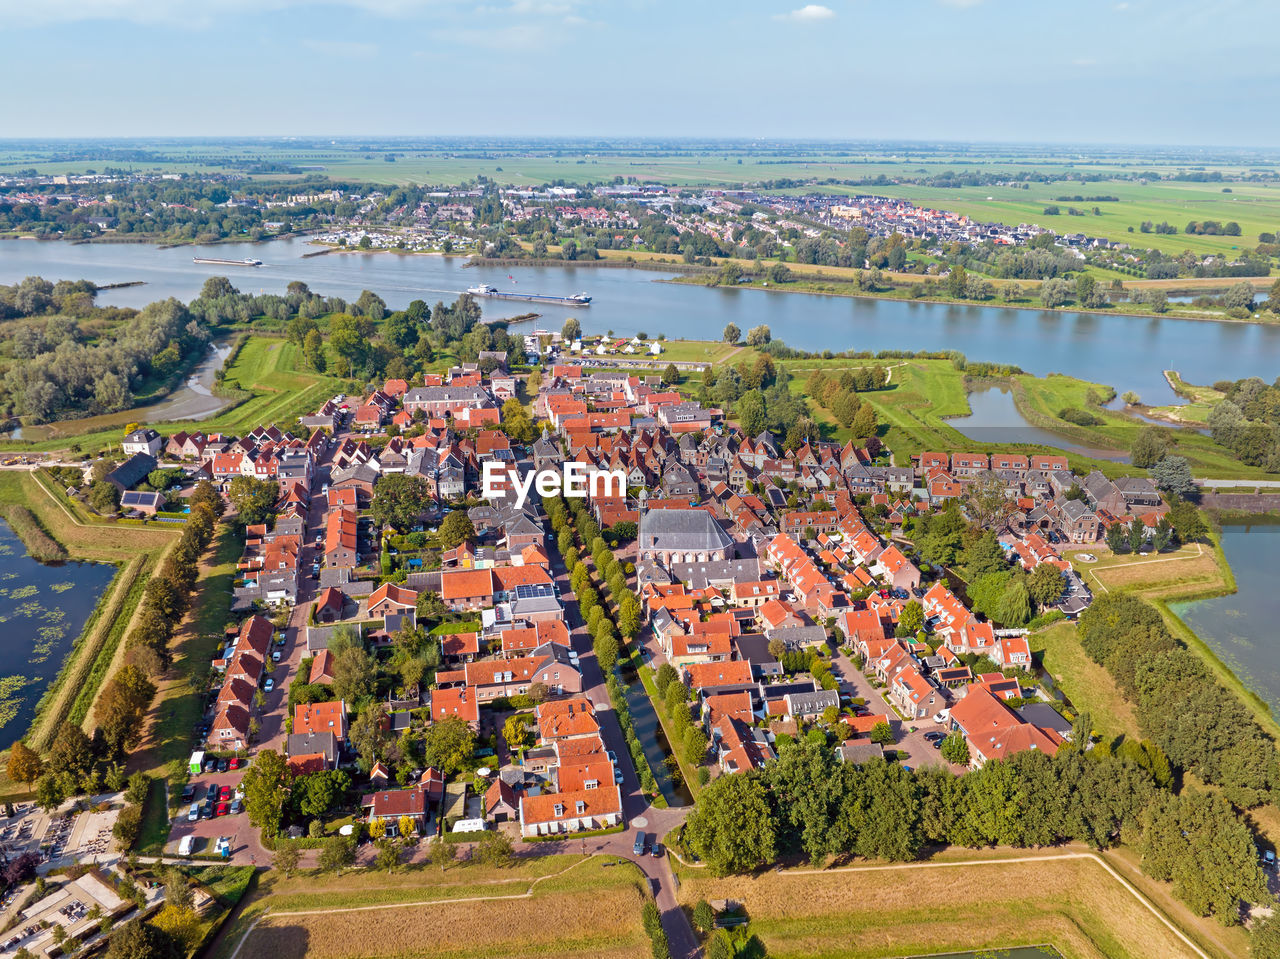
[[1195, 478, 1280, 488], [826, 646, 957, 775]]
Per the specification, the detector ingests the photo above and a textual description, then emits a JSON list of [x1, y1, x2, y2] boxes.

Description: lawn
[[1029, 622, 1139, 742], [1067, 542, 1229, 601], [677, 851, 1234, 959], [214, 855, 651, 959], [0, 335, 353, 455]]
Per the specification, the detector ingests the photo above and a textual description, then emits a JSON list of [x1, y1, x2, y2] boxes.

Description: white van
[[178, 835, 195, 856]]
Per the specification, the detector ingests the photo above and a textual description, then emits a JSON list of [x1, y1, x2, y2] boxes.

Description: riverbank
[[663, 270, 1279, 328]]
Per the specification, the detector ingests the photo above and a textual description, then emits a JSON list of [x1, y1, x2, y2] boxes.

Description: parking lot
[[166, 768, 252, 858]]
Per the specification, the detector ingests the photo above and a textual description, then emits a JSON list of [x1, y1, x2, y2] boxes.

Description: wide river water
[[3, 236, 1280, 406], [0, 521, 115, 749]]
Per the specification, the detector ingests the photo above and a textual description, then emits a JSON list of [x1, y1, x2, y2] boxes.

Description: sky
[[1, 0, 1277, 146]]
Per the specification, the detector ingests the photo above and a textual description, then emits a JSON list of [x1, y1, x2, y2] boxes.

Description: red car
[[215, 801, 229, 817], [219, 786, 232, 803], [228, 757, 241, 770]]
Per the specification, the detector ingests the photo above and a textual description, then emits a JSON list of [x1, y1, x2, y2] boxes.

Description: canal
[[0, 520, 116, 749], [1170, 519, 1280, 718]]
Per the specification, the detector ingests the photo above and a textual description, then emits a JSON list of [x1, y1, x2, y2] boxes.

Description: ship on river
[[193, 256, 263, 267], [466, 284, 590, 306]]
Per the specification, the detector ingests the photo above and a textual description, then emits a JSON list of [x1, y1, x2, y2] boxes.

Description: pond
[[1170, 519, 1280, 717], [0, 520, 116, 748], [947, 385, 1131, 462]]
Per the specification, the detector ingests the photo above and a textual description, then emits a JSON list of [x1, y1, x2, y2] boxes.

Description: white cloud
[[776, 4, 836, 22]]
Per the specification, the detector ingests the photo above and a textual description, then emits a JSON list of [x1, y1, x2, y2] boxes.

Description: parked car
[[219, 785, 232, 802], [204, 759, 218, 773], [264, 678, 275, 692], [650, 842, 664, 859], [230, 798, 243, 816], [272, 650, 282, 663], [181, 784, 196, 803], [606, 750, 617, 764], [187, 803, 201, 822], [218, 758, 230, 773], [178, 835, 196, 856], [228, 757, 241, 770], [201, 801, 214, 819], [206, 784, 219, 803], [215, 801, 229, 817], [614, 768, 624, 784], [633, 832, 647, 856]]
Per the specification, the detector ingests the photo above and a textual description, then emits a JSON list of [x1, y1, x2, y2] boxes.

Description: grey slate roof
[[638, 508, 733, 553]]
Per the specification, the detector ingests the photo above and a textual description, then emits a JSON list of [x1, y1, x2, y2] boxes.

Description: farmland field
[[676, 851, 1239, 959], [218, 856, 652, 959]]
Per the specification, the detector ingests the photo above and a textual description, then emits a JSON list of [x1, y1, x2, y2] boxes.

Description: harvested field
[[677, 853, 1220, 959], [221, 857, 651, 959], [1069, 544, 1227, 599], [1030, 622, 1139, 741]]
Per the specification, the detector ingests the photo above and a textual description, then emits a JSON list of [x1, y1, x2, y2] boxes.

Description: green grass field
[[1030, 622, 1140, 743]]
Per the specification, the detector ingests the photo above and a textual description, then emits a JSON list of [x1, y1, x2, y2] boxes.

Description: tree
[[946, 264, 968, 299], [371, 473, 431, 530], [302, 328, 326, 372], [965, 471, 1012, 530], [474, 829, 513, 867], [941, 733, 970, 765], [745, 324, 771, 346], [737, 389, 767, 437], [375, 838, 400, 871], [684, 727, 708, 765], [898, 600, 924, 636], [150, 905, 201, 952], [850, 404, 877, 440], [502, 715, 531, 753], [95, 664, 156, 751], [692, 900, 715, 935], [996, 577, 1032, 627], [1150, 455, 1196, 499], [318, 834, 357, 873], [869, 721, 895, 746], [47, 720, 93, 782], [1139, 789, 1267, 923], [6, 741, 41, 785], [1127, 516, 1147, 553], [227, 475, 279, 526], [662, 363, 679, 386], [240, 748, 289, 838], [722, 323, 740, 344], [272, 840, 301, 877], [89, 480, 120, 514], [562, 317, 581, 342], [1028, 563, 1065, 607], [1251, 911, 1280, 959], [684, 772, 778, 875], [1166, 497, 1207, 542], [105, 920, 182, 959], [331, 642, 375, 705], [1040, 277, 1070, 308], [421, 716, 475, 775], [398, 814, 417, 839], [1106, 522, 1128, 554], [427, 838, 456, 872], [438, 511, 476, 550], [295, 769, 350, 819], [655, 663, 679, 698], [1130, 427, 1169, 468]]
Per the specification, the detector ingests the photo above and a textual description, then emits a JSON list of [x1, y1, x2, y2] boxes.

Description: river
[[1171, 520, 1280, 717], [3, 237, 1280, 407], [0, 520, 116, 749]]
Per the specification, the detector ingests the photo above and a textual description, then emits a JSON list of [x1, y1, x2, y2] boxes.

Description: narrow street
[[546, 526, 699, 959]]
